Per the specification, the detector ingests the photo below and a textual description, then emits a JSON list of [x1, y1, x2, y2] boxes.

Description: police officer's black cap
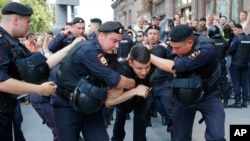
[[234, 23, 242, 29], [169, 25, 193, 42], [1, 2, 33, 16], [146, 25, 160, 31], [72, 17, 85, 25], [98, 21, 123, 34], [152, 15, 160, 20], [90, 18, 102, 24]]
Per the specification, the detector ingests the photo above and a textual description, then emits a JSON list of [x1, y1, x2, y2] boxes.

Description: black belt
[[56, 87, 73, 101]]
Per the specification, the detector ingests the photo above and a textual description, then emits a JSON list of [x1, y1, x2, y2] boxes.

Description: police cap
[[169, 25, 193, 42], [90, 18, 102, 24], [152, 15, 161, 20], [72, 17, 85, 25], [98, 21, 123, 34], [146, 25, 160, 31], [1, 2, 33, 16]]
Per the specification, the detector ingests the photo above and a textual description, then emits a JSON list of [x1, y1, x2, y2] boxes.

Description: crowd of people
[[1, 1, 250, 141]]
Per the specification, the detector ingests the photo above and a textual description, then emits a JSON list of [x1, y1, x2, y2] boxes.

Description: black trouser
[[0, 111, 25, 141], [112, 98, 147, 141]]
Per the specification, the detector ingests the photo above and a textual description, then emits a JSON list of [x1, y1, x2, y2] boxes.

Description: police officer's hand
[[63, 29, 72, 36], [135, 85, 150, 99], [39, 81, 57, 96]]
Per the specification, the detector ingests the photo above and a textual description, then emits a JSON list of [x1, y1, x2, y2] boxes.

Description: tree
[[21, 0, 55, 33], [0, 0, 11, 20], [0, 0, 54, 33]]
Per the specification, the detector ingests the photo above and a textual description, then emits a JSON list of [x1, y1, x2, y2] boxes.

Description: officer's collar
[[190, 37, 200, 53], [0, 26, 21, 47]]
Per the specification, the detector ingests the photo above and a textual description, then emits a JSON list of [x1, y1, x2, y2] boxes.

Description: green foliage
[[20, 0, 54, 33], [0, 0, 11, 19], [0, 0, 54, 33]]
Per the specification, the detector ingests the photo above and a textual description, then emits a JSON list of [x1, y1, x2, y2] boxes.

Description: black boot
[[147, 119, 152, 127], [242, 98, 248, 108], [126, 113, 130, 120], [161, 116, 167, 125], [166, 119, 173, 133], [228, 98, 241, 108], [223, 98, 228, 108]]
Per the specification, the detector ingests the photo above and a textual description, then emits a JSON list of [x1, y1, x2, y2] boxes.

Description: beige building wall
[[111, 0, 151, 27], [112, 0, 249, 26]]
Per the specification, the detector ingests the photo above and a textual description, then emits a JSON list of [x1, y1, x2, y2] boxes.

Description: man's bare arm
[[115, 75, 136, 89], [0, 78, 56, 96], [46, 37, 84, 69], [105, 85, 149, 108], [150, 54, 176, 74]]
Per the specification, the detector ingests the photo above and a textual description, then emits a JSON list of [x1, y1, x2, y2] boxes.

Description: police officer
[[151, 25, 225, 141], [111, 46, 152, 141], [208, 25, 230, 107], [0, 2, 73, 141], [228, 24, 250, 108], [87, 18, 102, 41], [51, 21, 136, 141], [48, 17, 86, 53], [102, 22, 134, 127], [150, 43, 174, 130], [116, 30, 134, 62], [143, 25, 162, 125]]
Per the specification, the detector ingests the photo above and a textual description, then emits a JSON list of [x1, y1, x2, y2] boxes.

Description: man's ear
[[128, 59, 133, 67]]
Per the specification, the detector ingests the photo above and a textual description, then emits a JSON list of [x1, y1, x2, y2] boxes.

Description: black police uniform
[[208, 25, 230, 106], [116, 33, 134, 60], [111, 61, 153, 141], [50, 22, 123, 141], [150, 44, 174, 131], [169, 25, 225, 141], [228, 31, 250, 108], [0, 2, 33, 141], [87, 18, 102, 41], [48, 17, 85, 53]]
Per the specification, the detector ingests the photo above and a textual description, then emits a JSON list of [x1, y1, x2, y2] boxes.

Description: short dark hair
[[197, 25, 207, 33], [130, 45, 150, 64], [136, 31, 144, 36]]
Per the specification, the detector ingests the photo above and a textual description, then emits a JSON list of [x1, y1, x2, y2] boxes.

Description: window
[[155, 1, 166, 15], [206, 1, 212, 15], [175, 0, 192, 7], [232, 0, 239, 22]]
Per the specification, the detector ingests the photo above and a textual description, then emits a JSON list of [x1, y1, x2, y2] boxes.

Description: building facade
[[52, 0, 80, 34], [112, 0, 250, 26]]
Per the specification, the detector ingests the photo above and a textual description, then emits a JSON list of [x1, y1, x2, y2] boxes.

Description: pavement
[[21, 99, 250, 141]]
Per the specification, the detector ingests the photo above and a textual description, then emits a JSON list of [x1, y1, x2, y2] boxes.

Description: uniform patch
[[188, 50, 201, 60], [97, 54, 108, 66]]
